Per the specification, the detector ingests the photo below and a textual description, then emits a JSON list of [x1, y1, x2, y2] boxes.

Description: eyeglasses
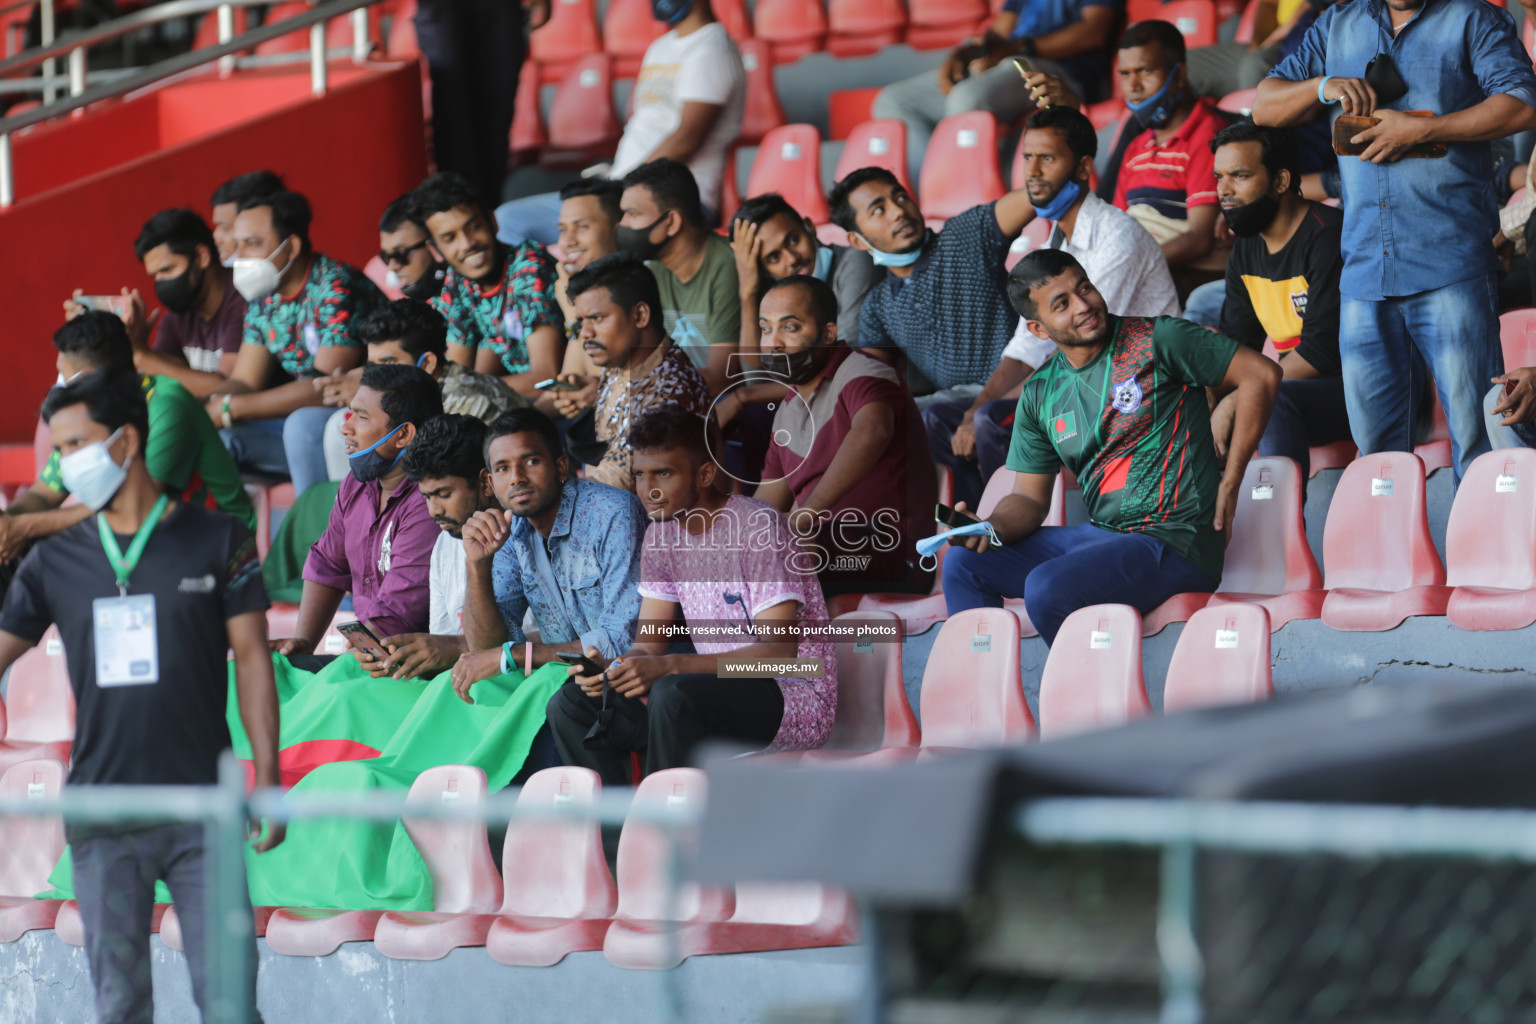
[[379, 240, 427, 267]]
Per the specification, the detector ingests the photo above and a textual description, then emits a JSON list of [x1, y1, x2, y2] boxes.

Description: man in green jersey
[[943, 249, 1280, 644]]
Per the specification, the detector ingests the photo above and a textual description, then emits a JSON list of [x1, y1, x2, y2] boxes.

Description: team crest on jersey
[[1290, 290, 1309, 318], [1111, 376, 1143, 415]]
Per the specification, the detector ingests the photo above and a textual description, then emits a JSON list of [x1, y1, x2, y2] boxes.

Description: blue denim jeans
[[282, 404, 342, 497], [1484, 383, 1536, 450], [1260, 376, 1353, 481], [1181, 279, 1225, 329], [1339, 272, 1503, 482], [219, 417, 288, 478], [494, 190, 563, 247]]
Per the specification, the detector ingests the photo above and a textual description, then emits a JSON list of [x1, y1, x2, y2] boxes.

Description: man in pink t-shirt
[[547, 407, 837, 781]]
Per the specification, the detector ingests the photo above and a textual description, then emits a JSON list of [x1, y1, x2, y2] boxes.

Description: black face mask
[[154, 265, 203, 314], [785, 344, 831, 385], [616, 215, 668, 263], [1221, 193, 1280, 238], [401, 264, 446, 302]]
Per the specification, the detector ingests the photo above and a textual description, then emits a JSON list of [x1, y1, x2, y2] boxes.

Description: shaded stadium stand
[[1206, 456, 1325, 629], [527, 0, 602, 86], [602, 0, 667, 78], [754, 0, 829, 63], [905, 0, 989, 50], [0, 627, 75, 777], [1163, 603, 1273, 712], [738, 39, 789, 145], [919, 111, 1006, 227], [1037, 603, 1152, 739], [0, 759, 66, 942], [834, 118, 913, 193], [1320, 453, 1451, 632], [743, 124, 831, 224], [541, 54, 622, 168], [1445, 448, 1536, 631], [827, 0, 907, 58], [916, 608, 1033, 753]]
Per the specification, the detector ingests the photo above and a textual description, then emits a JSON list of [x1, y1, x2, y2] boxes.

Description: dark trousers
[[1259, 376, 1353, 481], [67, 822, 261, 1024], [546, 674, 784, 786], [922, 398, 1016, 509], [414, 0, 524, 209]]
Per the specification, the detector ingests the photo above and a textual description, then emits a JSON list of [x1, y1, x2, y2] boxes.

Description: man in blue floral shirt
[[412, 173, 564, 401]]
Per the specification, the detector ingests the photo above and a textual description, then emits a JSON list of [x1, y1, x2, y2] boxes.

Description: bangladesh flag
[[1052, 409, 1077, 443], [41, 654, 569, 911]]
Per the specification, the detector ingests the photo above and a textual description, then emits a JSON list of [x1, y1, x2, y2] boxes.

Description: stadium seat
[[1219, 88, 1257, 117], [744, 125, 831, 225], [828, 87, 882, 141], [1206, 456, 1325, 629], [541, 54, 621, 168], [737, 40, 787, 146], [373, 766, 515, 961], [256, 1, 379, 55], [796, 611, 916, 760], [828, 467, 952, 634], [1037, 604, 1151, 739], [906, 0, 988, 50], [1320, 453, 1451, 631], [971, 469, 1065, 638], [0, 759, 65, 942], [527, 0, 602, 86], [383, 0, 419, 59], [1086, 99, 1128, 131], [1163, 603, 1273, 712], [920, 112, 1007, 226], [706, 882, 860, 954], [602, 0, 667, 78], [918, 608, 1034, 752], [1127, 0, 1164, 20], [364, 255, 405, 300], [0, 628, 75, 777], [1005, 218, 1055, 271], [603, 768, 735, 969], [55, 899, 168, 946], [1308, 440, 1358, 478], [161, 905, 278, 952], [827, 0, 906, 57], [834, 118, 913, 194], [1141, 592, 1215, 637], [714, 0, 753, 41], [753, 0, 828, 63], [192, 6, 249, 50], [1445, 448, 1536, 630], [1500, 307, 1536, 371], [1232, 0, 1261, 43], [1, 0, 31, 57], [1161, 0, 1218, 46], [509, 59, 548, 164], [485, 767, 618, 966]]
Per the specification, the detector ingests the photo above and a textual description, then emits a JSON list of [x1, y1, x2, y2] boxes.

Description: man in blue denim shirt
[[1254, 0, 1536, 481], [450, 407, 646, 695]]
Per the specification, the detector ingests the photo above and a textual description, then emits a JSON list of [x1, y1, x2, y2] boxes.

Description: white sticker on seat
[[1251, 484, 1274, 500], [855, 639, 874, 654], [781, 142, 801, 160], [743, 52, 758, 71], [553, 792, 574, 808], [868, 137, 890, 155], [323, 634, 346, 654], [1498, 474, 1518, 493], [667, 794, 687, 809], [441, 789, 460, 805], [1371, 477, 1393, 497], [1090, 631, 1112, 650], [45, 637, 62, 656], [957, 129, 979, 149], [27, 783, 44, 800], [970, 634, 991, 653], [1215, 629, 1239, 649], [579, 68, 600, 88]]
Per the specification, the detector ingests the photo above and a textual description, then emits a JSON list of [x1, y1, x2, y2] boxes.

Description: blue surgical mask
[[916, 520, 1001, 572], [1126, 64, 1184, 130], [1032, 179, 1084, 222], [811, 244, 834, 282], [59, 426, 131, 512], [856, 230, 930, 268], [347, 422, 406, 483]]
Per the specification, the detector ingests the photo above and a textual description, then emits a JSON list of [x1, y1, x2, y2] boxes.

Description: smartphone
[[557, 651, 606, 677], [76, 294, 129, 317], [1011, 57, 1035, 77], [935, 503, 979, 529], [337, 621, 390, 662], [534, 378, 585, 392]]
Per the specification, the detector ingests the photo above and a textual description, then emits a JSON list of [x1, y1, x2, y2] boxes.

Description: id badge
[[302, 321, 321, 354], [502, 308, 525, 341], [93, 594, 159, 687]]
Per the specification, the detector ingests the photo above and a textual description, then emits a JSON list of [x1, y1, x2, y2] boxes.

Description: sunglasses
[[379, 240, 428, 267]]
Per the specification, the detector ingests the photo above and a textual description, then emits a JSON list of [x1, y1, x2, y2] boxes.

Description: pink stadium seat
[[1445, 448, 1536, 630], [192, 7, 249, 50], [485, 767, 617, 966], [972, 469, 1064, 638], [0, 629, 75, 777], [906, 0, 988, 50], [364, 255, 405, 300], [714, 0, 753, 40], [1308, 439, 1358, 478], [1086, 99, 1128, 132], [737, 40, 787, 146], [1004, 218, 1054, 271], [828, 87, 882, 141], [798, 612, 916, 760], [918, 608, 1034, 752], [920, 112, 1007, 227], [753, 0, 828, 63], [603, 769, 735, 969], [827, 0, 906, 57], [1037, 604, 1152, 739], [1500, 307, 1536, 371], [744, 125, 831, 225], [602, 0, 667, 78], [707, 882, 859, 954], [1161, 0, 1218, 46], [1141, 592, 1215, 637], [1163, 603, 1273, 712], [541, 54, 621, 168], [527, 0, 602, 86], [1218, 88, 1257, 116], [256, 1, 380, 55], [834, 118, 913, 195], [509, 59, 548, 164], [1320, 453, 1450, 631], [0, 759, 65, 942], [383, 0, 419, 59], [161, 905, 278, 952], [1205, 456, 1325, 629], [831, 466, 952, 633], [56, 900, 168, 946], [1127, 0, 1163, 21], [1232, 0, 1261, 44]]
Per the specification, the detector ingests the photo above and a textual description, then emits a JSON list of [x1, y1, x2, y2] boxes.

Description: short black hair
[[1119, 19, 1186, 64], [54, 311, 134, 373], [1211, 119, 1302, 194], [566, 252, 664, 327], [411, 171, 484, 230], [356, 299, 448, 360], [210, 169, 284, 209], [360, 363, 444, 431], [762, 274, 839, 330], [1025, 106, 1098, 164], [621, 158, 704, 228], [1007, 249, 1087, 321], [379, 192, 420, 234], [630, 405, 718, 470], [732, 192, 806, 231], [402, 414, 488, 485], [237, 189, 312, 251], [485, 407, 563, 466], [829, 167, 902, 233], [559, 178, 624, 225], [41, 368, 149, 453], [134, 208, 217, 263]]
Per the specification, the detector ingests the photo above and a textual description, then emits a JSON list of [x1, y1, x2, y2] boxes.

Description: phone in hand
[[557, 651, 606, 677], [337, 621, 390, 662], [76, 294, 130, 317], [935, 503, 980, 529], [534, 378, 585, 392], [1011, 57, 1035, 77]]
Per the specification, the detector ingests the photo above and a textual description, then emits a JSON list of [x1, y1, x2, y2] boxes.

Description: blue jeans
[[494, 190, 563, 247], [1260, 376, 1352, 480], [1484, 383, 1536, 450], [282, 404, 341, 497], [1339, 272, 1503, 482], [942, 522, 1218, 646], [1182, 279, 1225, 329], [220, 417, 288, 478], [923, 398, 1015, 510]]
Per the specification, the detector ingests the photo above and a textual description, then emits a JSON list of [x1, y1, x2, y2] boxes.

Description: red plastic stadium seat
[[708, 882, 859, 954], [161, 905, 278, 951], [906, 0, 988, 50], [56, 900, 168, 946], [744, 124, 831, 225], [834, 469, 952, 634], [542, 54, 621, 168], [920, 112, 1007, 226], [0, 629, 75, 777], [485, 767, 617, 966], [1500, 308, 1536, 372], [1141, 592, 1214, 637], [714, 0, 753, 40], [1163, 603, 1273, 712], [1160, 0, 1218, 46], [797, 612, 915, 761], [1320, 454, 1451, 631], [737, 40, 787, 146], [364, 255, 405, 300], [1232, 0, 1261, 44], [1218, 88, 1257, 117], [192, 7, 249, 50], [528, 0, 602, 85], [835, 118, 913, 194], [256, 1, 379, 55], [602, 0, 666, 78], [754, 0, 828, 63], [1127, 0, 1163, 21], [975, 469, 1064, 638], [827, 0, 906, 57], [1037, 604, 1151, 739], [918, 608, 1034, 752], [1445, 449, 1536, 630], [0, 759, 65, 941], [1005, 218, 1054, 271], [828, 87, 882, 141], [1308, 439, 1358, 477], [510, 59, 548, 164], [1205, 456, 1325, 628], [1086, 99, 1128, 131], [383, 0, 419, 58], [261, 906, 383, 956]]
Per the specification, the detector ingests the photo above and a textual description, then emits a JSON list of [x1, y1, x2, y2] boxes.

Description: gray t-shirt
[[826, 244, 883, 347]]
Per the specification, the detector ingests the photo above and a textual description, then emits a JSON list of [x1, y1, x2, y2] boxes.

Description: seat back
[[714, 0, 753, 40], [920, 112, 1007, 222], [528, 0, 602, 69], [614, 768, 733, 922], [192, 7, 249, 50], [1232, 0, 1261, 43], [1323, 453, 1444, 591], [5, 628, 74, 744], [384, 0, 419, 58], [546, 54, 620, 153], [500, 767, 616, 919], [0, 759, 66, 897], [1038, 604, 1150, 738], [401, 765, 503, 915], [510, 58, 548, 158], [1216, 456, 1321, 596], [976, 469, 1066, 526], [732, 882, 852, 926], [753, 0, 828, 56], [834, 119, 912, 194], [919, 608, 1034, 748], [1163, 603, 1272, 712], [907, 0, 987, 29], [363, 255, 404, 300], [1446, 448, 1536, 589], [826, 612, 913, 751], [1499, 308, 1536, 372], [1161, 0, 1218, 46], [737, 40, 787, 146], [602, 0, 667, 70], [828, 0, 906, 37], [744, 124, 830, 225], [1218, 87, 1257, 116]]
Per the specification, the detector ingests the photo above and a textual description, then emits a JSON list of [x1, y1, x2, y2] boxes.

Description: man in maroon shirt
[[755, 276, 937, 596]]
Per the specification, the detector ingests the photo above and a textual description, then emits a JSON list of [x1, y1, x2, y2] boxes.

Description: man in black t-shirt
[[0, 370, 281, 1024], [1209, 121, 1351, 479]]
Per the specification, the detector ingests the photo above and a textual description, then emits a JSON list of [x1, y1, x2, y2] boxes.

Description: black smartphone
[[337, 621, 390, 661], [557, 651, 606, 676], [935, 503, 978, 529]]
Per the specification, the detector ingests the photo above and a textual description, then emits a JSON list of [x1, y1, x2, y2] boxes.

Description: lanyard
[[97, 494, 169, 597]]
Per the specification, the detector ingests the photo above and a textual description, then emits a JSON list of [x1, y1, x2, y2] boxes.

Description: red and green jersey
[[1006, 315, 1237, 581], [434, 241, 561, 375], [241, 252, 381, 379]]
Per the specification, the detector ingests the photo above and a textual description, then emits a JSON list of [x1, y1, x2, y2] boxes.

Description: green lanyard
[[97, 494, 169, 597]]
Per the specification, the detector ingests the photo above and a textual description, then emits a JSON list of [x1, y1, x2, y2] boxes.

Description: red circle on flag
[[1055, 417, 1066, 433]]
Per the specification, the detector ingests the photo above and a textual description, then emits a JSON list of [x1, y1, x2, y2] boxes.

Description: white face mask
[[231, 237, 293, 302], [59, 426, 131, 512]]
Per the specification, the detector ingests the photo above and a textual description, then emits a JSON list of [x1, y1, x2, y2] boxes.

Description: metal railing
[[0, 0, 391, 207]]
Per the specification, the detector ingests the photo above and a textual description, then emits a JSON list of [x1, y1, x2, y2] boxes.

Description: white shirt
[[428, 532, 466, 637], [1003, 192, 1182, 369], [611, 22, 745, 210]]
